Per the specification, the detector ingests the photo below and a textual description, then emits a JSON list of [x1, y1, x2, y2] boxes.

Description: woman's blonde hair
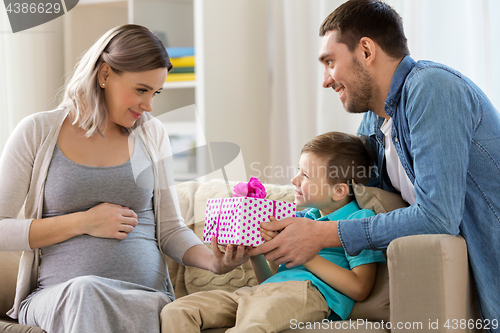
[[58, 24, 172, 137]]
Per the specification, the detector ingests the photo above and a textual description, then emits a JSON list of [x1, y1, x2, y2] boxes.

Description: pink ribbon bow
[[232, 177, 267, 198]]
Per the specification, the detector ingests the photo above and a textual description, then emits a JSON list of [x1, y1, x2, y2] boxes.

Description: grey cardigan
[[0, 108, 203, 319]]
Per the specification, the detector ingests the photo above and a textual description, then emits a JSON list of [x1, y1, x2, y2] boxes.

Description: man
[[250, 0, 500, 327]]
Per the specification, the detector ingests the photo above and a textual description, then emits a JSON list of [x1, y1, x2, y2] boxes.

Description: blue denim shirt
[[337, 56, 500, 324]]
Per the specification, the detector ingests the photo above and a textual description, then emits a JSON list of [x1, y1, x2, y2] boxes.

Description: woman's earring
[[101, 83, 105, 87]]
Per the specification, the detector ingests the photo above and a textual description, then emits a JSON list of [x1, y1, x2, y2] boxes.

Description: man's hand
[[249, 216, 341, 268]]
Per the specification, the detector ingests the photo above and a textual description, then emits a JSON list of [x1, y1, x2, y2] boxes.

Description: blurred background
[[1, 0, 498, 185]]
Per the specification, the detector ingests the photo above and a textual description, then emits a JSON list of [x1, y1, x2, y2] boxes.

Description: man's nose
[[322, 68, 334, 88]]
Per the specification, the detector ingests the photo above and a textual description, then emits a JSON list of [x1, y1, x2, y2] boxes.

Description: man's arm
[[338, 68, 477, 256], [248, 217, 340, 268]]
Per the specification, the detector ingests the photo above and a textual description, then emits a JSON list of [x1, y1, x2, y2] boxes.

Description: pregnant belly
[[38, 218, 168, 292]]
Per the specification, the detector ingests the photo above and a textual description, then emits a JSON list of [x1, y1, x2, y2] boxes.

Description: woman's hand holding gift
[[210, 236, 252, 274]]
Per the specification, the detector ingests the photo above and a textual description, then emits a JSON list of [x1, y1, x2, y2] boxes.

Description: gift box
[[203, 197, 296, 246]]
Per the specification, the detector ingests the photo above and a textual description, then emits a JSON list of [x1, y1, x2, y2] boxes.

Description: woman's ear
[[98, 63, 111, 87], [331, 183, 349, 201]]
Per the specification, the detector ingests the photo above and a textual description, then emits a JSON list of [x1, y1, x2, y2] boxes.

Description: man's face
[[319, 30, 377, 114]]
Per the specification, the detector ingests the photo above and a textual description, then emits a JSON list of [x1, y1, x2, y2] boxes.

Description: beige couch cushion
[[348, 262, 390, 322], [353, 181, 409, 214], [174, 181, 200, 229]]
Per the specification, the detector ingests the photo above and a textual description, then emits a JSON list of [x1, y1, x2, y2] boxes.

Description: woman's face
[[100, 65, 168, 131]]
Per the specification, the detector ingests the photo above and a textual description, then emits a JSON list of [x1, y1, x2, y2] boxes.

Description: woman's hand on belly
[[82, 203, 138, 240], [29, 203, 138, 249]]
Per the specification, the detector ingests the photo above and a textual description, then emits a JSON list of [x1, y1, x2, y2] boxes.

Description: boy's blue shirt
[[261, 200, 386, 320]]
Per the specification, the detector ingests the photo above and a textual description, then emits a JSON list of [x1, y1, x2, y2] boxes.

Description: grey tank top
[[39, 136, 168, 293]]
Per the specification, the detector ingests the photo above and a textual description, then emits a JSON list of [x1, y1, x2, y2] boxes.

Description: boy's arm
[[250, 223, 283, 284], [250, 255, 274, 284], [302, 256, 377, 302]]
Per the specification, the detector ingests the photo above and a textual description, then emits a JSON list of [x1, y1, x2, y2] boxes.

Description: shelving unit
[[163, 81, 196, 90]]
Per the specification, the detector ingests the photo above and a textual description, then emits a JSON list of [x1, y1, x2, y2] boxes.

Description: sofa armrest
[[387, 234, 479, 332], [0, 252, 22, 320]]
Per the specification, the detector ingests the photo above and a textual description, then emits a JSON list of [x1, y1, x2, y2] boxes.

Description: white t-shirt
[[380, 118, 416, 205]]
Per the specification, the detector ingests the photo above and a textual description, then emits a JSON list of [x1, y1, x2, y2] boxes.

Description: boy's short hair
[[301, 131, 372, 186]]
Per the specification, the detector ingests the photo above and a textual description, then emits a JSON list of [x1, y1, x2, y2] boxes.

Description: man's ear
[[332, 183, 349, 201], [358, 37, 376, 66]]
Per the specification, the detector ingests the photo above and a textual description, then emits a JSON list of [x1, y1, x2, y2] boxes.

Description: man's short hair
[[301, 132, 373, 186], [319, 0, 410, 59]]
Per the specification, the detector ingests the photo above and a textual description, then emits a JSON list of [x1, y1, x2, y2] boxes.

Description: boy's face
[[291, 153, 335, 210]]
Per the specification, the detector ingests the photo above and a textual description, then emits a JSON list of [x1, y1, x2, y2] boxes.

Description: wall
[[0, 13, 65, 156], [201, 0, 271, 181]]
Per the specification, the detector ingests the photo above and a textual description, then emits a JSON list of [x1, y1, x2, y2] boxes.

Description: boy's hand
[[261, 229, 277, 241], [260, 216, 280, 241], [210, 236, 251, 274]]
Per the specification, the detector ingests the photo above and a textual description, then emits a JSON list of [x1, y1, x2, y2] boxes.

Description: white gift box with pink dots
[[203, 197, 296, 246]]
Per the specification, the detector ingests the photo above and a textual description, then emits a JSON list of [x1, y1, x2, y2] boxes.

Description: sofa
[[0, 179, 480, 333]]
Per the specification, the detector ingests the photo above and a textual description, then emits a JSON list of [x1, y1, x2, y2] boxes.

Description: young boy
[[161, 132, 385, 332]]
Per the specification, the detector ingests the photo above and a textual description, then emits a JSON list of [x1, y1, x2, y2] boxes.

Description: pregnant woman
[[0, 24, 249, 333]]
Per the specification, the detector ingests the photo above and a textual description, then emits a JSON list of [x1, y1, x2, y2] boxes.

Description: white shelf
[[163, 81, 196, 89]]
